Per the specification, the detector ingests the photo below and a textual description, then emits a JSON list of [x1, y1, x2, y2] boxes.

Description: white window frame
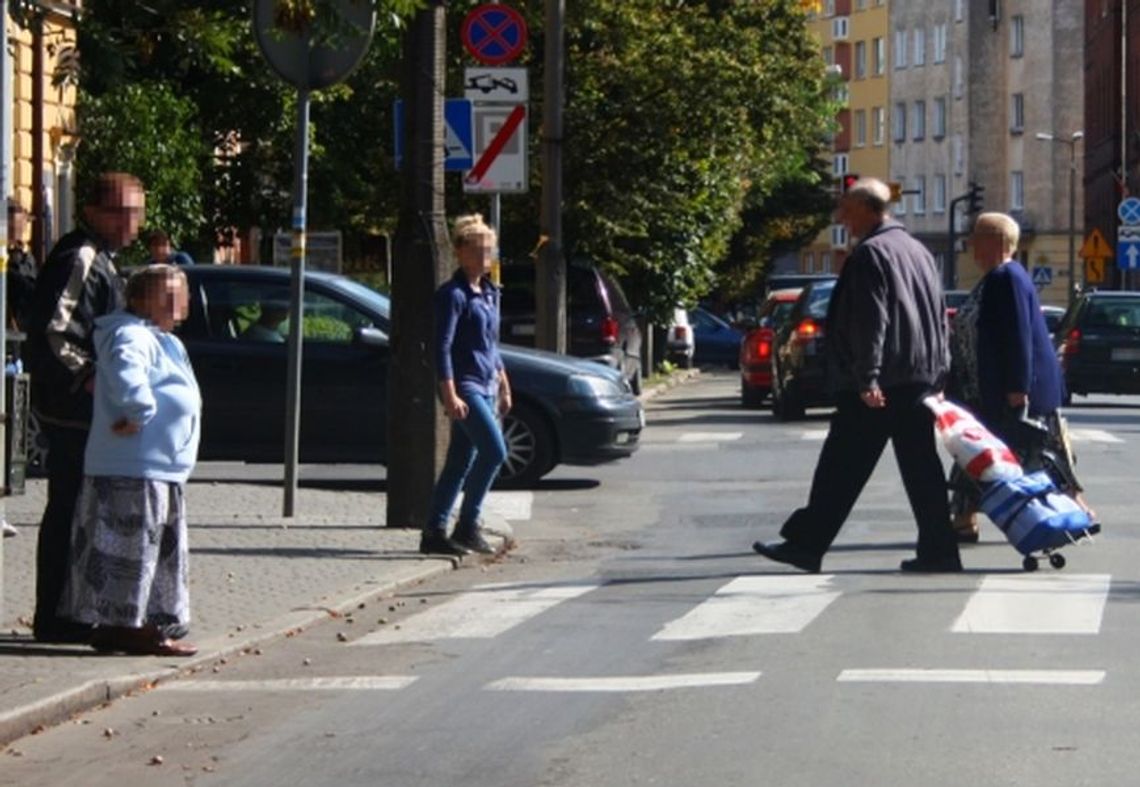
[[955, 0, 965, 22], [873, 37, 886, 76], [913, 176, 927, 215], [954, 56, 964, 98], [824, 0, 836, 16], [933, 96, 947, 138], [933, 174, 947, 213], [953, 135, 964, 175], [933, 24, 947, 64], [830, 225, 848, 250], [855, 40, 867, 79], [1011, 171, 1025, 210], [913, 100, 926, 140], [894, 30, 908, 69], [872, 106, 885, 145], [833, 153, 849, 176], [833, 16, 850, 41], [894, 177, 907, 215], [893, 102, 907, 143], [854, 109, 867, 147], [913, 28, 926, 66], [1011, 16, 1024, 58]]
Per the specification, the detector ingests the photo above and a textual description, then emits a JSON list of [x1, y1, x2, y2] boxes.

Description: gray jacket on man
[[825, 220, 949, 393]]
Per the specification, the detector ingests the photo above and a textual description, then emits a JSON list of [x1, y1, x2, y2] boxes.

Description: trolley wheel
[[1022, 556, 1040, 572], [1049, 553, 1067, 570]]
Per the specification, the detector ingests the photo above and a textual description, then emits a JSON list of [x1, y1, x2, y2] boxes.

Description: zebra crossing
[[164, 572, 1119, 695], [640, 429, 1127, 446]]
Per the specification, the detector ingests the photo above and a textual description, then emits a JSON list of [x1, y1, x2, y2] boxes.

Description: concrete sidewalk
[[0, 473, 518, 747]]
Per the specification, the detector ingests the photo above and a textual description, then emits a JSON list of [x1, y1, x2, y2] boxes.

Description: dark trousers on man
[[780, 383, 959, 563], [33, 423, 90, 641]]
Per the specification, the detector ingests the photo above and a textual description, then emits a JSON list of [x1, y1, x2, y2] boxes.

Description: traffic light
[[839, 173, 860, 194], [966, 181, 985, 214]]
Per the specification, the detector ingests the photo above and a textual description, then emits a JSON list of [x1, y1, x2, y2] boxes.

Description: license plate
[[1111, 347, 1140, 361], [511, 323, 536, 337]]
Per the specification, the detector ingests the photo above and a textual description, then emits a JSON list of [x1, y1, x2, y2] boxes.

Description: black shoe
[[452, 530, 496, 555], [419, 531, 470, 557], [752, 540, 822, 573], [33, 619, 94, 645], [900, 556, 963, 573]]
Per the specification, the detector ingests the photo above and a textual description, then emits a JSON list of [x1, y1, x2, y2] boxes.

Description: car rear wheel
[[772, 375, 805, 421], [741, 383, 767, 410], [497, 402, 555, 488]]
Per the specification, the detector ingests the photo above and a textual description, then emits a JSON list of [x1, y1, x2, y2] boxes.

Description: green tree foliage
[[75, 81, 206, 260], [488, 0, 835, 320]]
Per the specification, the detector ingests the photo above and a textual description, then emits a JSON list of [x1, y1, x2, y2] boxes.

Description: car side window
[[199, 280, 372, 344]]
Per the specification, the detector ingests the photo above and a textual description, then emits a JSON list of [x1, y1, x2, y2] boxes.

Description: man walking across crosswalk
[[753, 177, 962, 574]]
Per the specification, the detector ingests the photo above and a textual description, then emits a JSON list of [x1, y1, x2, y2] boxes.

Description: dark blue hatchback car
[[174, 266, 644, 486]]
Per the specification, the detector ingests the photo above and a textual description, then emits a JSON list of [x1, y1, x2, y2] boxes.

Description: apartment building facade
[[889, 0, 1083, 305], [799, 0, 890, 275]]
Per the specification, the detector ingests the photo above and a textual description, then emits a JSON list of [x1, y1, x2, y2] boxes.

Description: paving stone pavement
[[0, 469, 517, 747]]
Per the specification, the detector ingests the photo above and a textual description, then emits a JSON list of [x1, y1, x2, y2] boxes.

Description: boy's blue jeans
[[425, 391, 508, 537]]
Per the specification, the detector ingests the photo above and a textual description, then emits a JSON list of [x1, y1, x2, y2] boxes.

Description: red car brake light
[[794, 319, 823, 341], [1060, 327, 1081, 364], [601, 316, 620, 345]]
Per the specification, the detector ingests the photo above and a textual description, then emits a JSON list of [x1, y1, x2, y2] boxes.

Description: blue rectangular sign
[[1118, 239, 1140, 270], [393, 99, 473, 171]]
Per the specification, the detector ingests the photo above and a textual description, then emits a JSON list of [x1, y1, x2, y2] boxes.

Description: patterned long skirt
[[58, 476, 190, 632]]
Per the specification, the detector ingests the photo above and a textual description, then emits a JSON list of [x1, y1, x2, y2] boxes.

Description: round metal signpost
[[253, 0, 376, 517]]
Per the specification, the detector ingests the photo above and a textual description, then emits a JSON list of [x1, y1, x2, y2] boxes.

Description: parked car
[[689, 306, 743, 368], [765, 273, 837, 295], [499, 259, 643, 394], [135, 266, 645, 487], [664, 307, 695, 368], [770, 278, 837, 420], [1055, 290, 1140, 404], [1042, 305, 1065, 338], [739, 287, 802, 408]]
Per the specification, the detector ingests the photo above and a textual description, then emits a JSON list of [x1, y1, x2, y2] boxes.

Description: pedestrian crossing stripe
[[951, 574, 1111, 634], [678, 432, 744, 443], [837, 669, 1105, 685], [485, 672, 762, 693]]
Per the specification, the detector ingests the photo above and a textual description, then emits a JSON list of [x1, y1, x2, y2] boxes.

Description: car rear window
[[804, 283, 835, 319], [771, 301, 796, 327], [499, 264, 600, 313], [1084, 298, 1140, 329]]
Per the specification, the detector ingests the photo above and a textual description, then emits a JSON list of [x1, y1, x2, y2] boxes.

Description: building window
[[1011, 93, 1024, 133], [894, 30, 908, 69], [913, 28, 926, 66], [834, 83, 850, 104], [804, 252, 815, 273], [954, 56, 964, 98], [914, 176, 927, 215], [893, 102, 907, 142], [933, 96, 947, 139], [872, 106, 885, 145], [953, 135, 964, 175], [832, 16, 850, 40], [830, 225, 848, 249], [1011, 16, 1024, 58], [821, 252, 833, 273], [854, 109, 867, 147], [855, 0, 866, 10], [1011, 171, 1025, 210], [933, 174, 947, 213], [824, 0, 835, 15], [873, 37, 886, 76], [894, 177, 907, 215], [913, 100, 926, 140], [933, 24, 947, 63], [955, 0, 965, 22], [822, 45, 834, 65], [855, 40, 867, 79], [833, 153, 849, 176]]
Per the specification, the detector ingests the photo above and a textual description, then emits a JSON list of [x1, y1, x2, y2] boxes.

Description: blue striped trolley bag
[[978, 471, 1098, 571], [925, 396, 1099, 571]]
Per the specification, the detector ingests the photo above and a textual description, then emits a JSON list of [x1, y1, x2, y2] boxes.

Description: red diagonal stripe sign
[[465, 105, 526, 185]]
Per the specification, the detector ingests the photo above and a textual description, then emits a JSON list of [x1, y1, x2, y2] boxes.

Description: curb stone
[[638, 367, 702, 403]]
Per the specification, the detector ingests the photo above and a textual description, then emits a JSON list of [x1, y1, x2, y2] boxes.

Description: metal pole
[[1123, 0, 1129, 289], [1069, 140, 1077, 304], [947, 199, 957, 290], [283, 88, 311, 517], [0, 0, 9, 621]]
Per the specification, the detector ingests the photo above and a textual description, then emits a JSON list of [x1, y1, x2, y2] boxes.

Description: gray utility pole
[[387, 0, 451, 529], [536, 0, 566, 354]]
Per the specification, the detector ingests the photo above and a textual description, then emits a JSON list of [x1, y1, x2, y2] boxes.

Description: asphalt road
[[4, 371, 1139, 787]]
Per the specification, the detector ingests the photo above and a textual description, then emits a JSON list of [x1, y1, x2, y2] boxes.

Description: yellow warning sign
[[1086, 257, 1107, 285], [1079, 228, 1113, 262]]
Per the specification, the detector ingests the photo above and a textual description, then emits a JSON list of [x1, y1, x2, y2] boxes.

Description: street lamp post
[[1036, 130, 1084, 306]]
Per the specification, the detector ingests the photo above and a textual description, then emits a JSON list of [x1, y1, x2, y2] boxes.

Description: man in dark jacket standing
[[23, 172, 142, 642], [754, 178, 962, 573]]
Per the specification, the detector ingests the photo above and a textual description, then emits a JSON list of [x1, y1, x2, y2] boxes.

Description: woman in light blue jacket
[[59, 264, 202, 656]]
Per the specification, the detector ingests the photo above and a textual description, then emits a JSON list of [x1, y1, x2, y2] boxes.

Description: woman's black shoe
[[419, 532, 470, 557], [452, 531, 496, 555]]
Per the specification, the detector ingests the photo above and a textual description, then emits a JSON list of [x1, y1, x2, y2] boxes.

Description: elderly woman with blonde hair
[[946, 212, 1090, 541], [420, 214, 512, 557]]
